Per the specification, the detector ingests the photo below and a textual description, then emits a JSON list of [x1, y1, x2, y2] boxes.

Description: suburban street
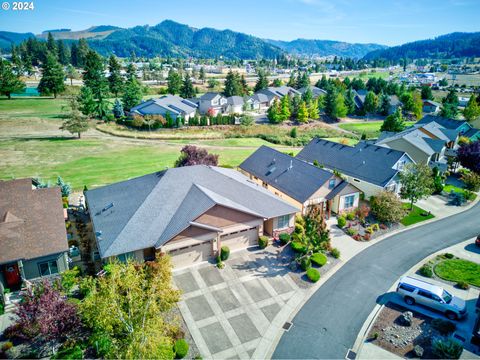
[[273, 202, 480, 359]]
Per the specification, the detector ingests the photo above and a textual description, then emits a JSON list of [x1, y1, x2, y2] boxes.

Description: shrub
[[346, 212, 355, 221], [379, 223, 388, 230], [370, 191, 406, 224], [431, 318, 457, 335], [279, 233, 290, 245], [1, 342, 13, 352], [330, 248, 341, 259], [311, 253, 327, 267], [306, 268, 320, 282], [295, 215, 305, 226], [346, 228, 357, 236], [174, 339, 189, 359], [220, 246, 230, 261], [363, 233, 371, 241], [372, 223, 380, 232], [353, 234, 361, 241], [294, 223, 305, 234], [300, 257, 311, 271], [432, 337, 463, 359], [444, 253, 454, 259], [419, 264, 433, 278], [258, 236, 269, 249], [355, 205, 370, 222], [52, 345, 83, 360], [61, 266, 80, 294], [291, 241, 307, 254], [464, 190, 476, 201], [461, 171, 480, 192], [337, 216, 346, 228], [456, 281, 469, 290], [365, 227, 373, 234]]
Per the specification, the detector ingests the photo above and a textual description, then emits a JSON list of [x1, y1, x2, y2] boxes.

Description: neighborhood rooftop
[[86, 165, 299, 258], [296, 138, 408, 187], [239, 145, 335, 203], [0, 179, 68, 265], [130, 94, 198, 116]]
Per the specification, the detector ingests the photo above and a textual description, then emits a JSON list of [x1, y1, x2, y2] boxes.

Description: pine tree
[[379, 92, 391, 116], [76, 38, 89, 67], [308, 99, 319, 119], [296, 72, 310, 89], [287, 72, 296, 87], [316, 75, 329, 90], [83, 50, 108, 99], [421, 85, 433, 100], [333, 92, 348, 119], [254, 70, 268, 92], [46, 32, 57, 54], [167, 69, 182, 95], [297, 101, 309, 123], [464, 94, 480, 123], [381, 107, 405, 132], [122, 77, 143, 111], [180, 74, 195, 99], [0, 59, 25, 99], [344, 89, 356, 115], [302, 87, 313, 103], [108, 55, 124, 97], [112, 99, 125, 119], [223, 70, 242, 97], [56, 40, 70, 65], [267, 98, 281, 123], [77, 86, 96, 117], [199, 67, 206, 84], [60, 97, 89, 138], [440, 89, 459, 119], [280, 95, 291, 120], [38, 52, 65, 98], [363, 91, 378, 114]]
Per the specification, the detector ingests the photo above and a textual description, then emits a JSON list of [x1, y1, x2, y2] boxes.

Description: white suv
[[396, 276, 467, 320]]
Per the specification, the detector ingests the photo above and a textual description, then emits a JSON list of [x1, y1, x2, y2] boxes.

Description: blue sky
[[0, 0, 478, 46]]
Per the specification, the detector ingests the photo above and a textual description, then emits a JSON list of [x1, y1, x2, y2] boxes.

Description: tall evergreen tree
[[344, 89, 356, 115], [279, 95, 291, 121], [464, 94, 480, 123], [56, 40, 70, 65], [46, 32, 57, 54], [76, 38, 89, 67], [379, 92, 391, 116], [420, 85, 433, 100], [440, 89, 459, 118], [122, 77, 143, 111], [308, 98, 319, 119], [38, 52, 65, 98], [180, 74, 195, 99], [223, 70, 242, 97], [78, 86, 96, 117], [296, 72, 310, 89], [83, 50, 108, 99], [381, 107, 405, 132], [297, 101, 309, 122], [254, 70, 268, 92], [199, 66, 206, 83], [108, 55, 124, 97], [287, 72, 296, 87], [363, 91, 378, 114], [302, 87, 313, 103], [0, 59, 25, 99], [167, 69, 182, 95]]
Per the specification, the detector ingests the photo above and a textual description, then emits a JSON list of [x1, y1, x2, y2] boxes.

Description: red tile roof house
[[0, 179, 69, 293]]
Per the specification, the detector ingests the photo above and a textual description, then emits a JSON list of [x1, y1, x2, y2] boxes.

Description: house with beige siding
[[297, 139, 414, 198], [86, 166, 298, 269], [239, 146, 361, 217]]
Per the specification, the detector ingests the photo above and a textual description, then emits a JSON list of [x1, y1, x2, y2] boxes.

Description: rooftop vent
[[102, 202, 114, 212]]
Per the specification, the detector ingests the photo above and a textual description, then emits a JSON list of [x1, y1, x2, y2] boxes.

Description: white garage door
[[220, 227, 258, 252], [168, 241, 212, 268]]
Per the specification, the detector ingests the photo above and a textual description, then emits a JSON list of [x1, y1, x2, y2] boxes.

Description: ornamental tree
[[174, 145, 219, 167], [399, 163, 435, 210], [370, 190, 406, 224], [457, 141, 480, 174]]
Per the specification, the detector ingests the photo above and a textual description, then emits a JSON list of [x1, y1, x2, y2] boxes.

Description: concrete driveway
[[174, 248, 307, 359]]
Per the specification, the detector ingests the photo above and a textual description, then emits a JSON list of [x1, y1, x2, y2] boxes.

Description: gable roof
[[423, 100, 441, 107], [86, 166, 298, 258], [417, 115, 470, 131], [199, 92, 223, 101], [239, 146, 334, 203], [130, 94, 197, 115], [298, 86, 327, 98], [226, 96, 244, 106], [297, 139, 409, 187], [248, 93, 270, 103], [256, 86, 300, 101], [0, 179, 68, 265]]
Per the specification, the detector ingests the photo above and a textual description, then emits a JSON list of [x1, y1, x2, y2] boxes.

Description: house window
[[343, 195, 355, 209], [38, 260, 59, 276], [276, 215, 290, 229], [117, 252, 135, 263], [328, 179, 336, 189]]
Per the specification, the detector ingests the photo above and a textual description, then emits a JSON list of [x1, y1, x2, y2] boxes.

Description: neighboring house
[[376, 121, 459, 171], [353, 89, 368, 110], [198, 92, 227, 116], [464, 127, 480, 142], [422, 100, 441, 114], [129, 94, 197, 123], [298, 86, 327, 99], [297, 139, 414, 198], [86, 165, 298, 269], [0, 179, 69, 291], [389, 95, 402, 114], [239, 146, 361, 217], [225, 96, 245, 114], [246, 93, 271, 111], [458, 96, 470, 107], [256, 86, 301, 103], [416, 115, 478, 141]]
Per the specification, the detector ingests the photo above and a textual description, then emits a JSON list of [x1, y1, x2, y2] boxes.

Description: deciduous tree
[[381, 107, 405, 132], [174, 145, 219, 167], [457, 141, 480, 174], [61, 96, 89, 138], [399, 163, 434, 210], [370, 190, 406, 223]]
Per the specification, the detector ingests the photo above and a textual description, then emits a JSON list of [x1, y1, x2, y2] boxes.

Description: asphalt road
[[273, 202, 480, 359]]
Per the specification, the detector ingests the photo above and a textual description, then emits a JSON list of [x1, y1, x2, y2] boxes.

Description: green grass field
[[401, 204, 435, 226], [339, 121, 416, 139], [434, 259, 480, 287]]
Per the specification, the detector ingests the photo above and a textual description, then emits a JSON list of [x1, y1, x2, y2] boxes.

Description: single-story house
[[298, 86, 327, 99], [129, 94, 198, 122], [422, 100, 441, 114], [198, 92, 227, 116], [246, 93, 272, 111], [239, 146, 361, 217], [86, 165, 299, 269], [296, 139, 414, 198], [0, 179, 69, 291], [225, 96, 245, 114]]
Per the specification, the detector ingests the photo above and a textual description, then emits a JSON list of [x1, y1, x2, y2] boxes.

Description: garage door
[[168, 241, 212, 268], [220, 227, 258, 252]]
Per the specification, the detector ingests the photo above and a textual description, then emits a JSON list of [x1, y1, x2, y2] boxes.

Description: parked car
[[475, 234, 480, 247], [396, 276, 467, 320]]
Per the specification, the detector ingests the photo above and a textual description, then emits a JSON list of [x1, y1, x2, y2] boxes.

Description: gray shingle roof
[[417, 115, 469, 131], [239, 146, 333, 203], [297, 139, 407, 187], [130, 94, 197, 115], [199, 92, 223, 101], [86, 166, 299, 258], [298, 86, 327, 98], [226, 96, 244, 106]]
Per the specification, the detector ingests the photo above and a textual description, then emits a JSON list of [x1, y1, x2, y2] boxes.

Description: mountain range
[[1, 20, 479, 60]]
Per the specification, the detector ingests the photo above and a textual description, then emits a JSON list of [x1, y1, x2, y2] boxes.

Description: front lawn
[[338, 121, 415, 139], [434, 259, 480, 287], [400, 204, 435, 226]]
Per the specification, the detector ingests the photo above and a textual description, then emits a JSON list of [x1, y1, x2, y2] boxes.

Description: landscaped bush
[[431, 318, 457, 335], [346, 212, 355, 221], [346, 228, 357, 236], [51, 345, 83, 360], [432, 337, 463, 359], [456, 281, 469, 290], [295, 215, 305, 226], [464, 190, 477, 201], [306, 268, 320, 282], [291, 241, 307, 254], [300, 257, 311, 271], [311, 253, 327, 267], [365, 227, 373, 234], [419, 264, 433, 278], [363, 233, 371, 241], [379, 224, 388, 230], [279, 233, 291, 245], [1, 342, 13, 352], [461, 171, 480, 192], [258, 236, 269, 249], [337, 216, 346, 228], [330, 248, 341, 259], [353, 234, 361, 241], [444, 253, 454, 259], [371, 223, 380, 232], [294, 223, 305, 234], [370, 191, 406, 224], [173, 339, 189, 359], [220, 246, 230, 261]]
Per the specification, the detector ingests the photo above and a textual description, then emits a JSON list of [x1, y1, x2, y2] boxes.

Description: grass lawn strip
[[434, 259, 480, 287], [400, 203, 435, 226], [338, 121, 416, 139]]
